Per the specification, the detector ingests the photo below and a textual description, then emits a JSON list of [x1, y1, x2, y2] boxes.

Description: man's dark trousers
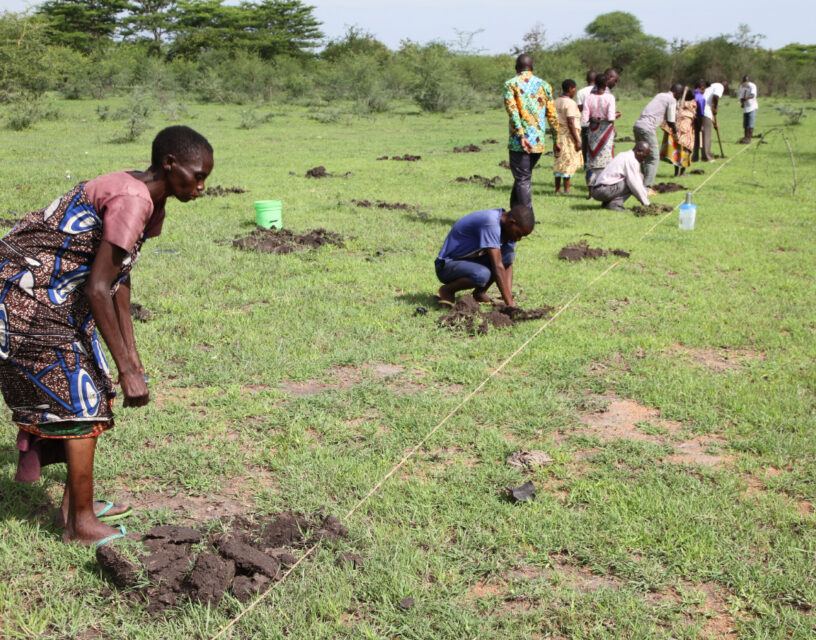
[[509, 150, 541, 211]]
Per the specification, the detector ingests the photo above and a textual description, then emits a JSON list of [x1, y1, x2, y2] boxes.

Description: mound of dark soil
[[438, 294, 554, 335], [129, 303, 152, 322], [652, 182, 685, 194], [392, 154, 421, 161], [205, 185, 247, 197], [558, 241, 630, 262], [455, 175, 502, 189], [632, 203, 673, 217], [481, 138, 498, 144], [689, 169, 705, 175], [96, 512, 349, 612], [617, 136, 635, 142], [498, 160, 511, 170], [351, 199, 415, 211], [232, 227, 344, 254], [453, 144, 481, 153], [305, 166, 351, 179]]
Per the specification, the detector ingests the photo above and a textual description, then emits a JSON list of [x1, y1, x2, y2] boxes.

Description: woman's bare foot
[[436, 287, 455, 307], [62, 516, 121, 545], [54, 501, 130, 528], [472, 290, 493, 303]]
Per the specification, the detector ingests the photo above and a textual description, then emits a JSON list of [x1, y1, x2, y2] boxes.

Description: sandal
[[96, 500, 133, 522], [95, 524, 127, 548]]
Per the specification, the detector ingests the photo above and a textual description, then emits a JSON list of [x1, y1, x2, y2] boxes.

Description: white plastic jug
[[679, 192, 696, 230]]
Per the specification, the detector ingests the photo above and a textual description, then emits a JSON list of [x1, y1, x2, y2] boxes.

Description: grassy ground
[[0, 93, 814, 639]]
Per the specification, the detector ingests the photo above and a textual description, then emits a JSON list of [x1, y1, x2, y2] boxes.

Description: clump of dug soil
[[377, 154, 421, 161], [482, 138, 498, 144], [653, 182, 685, 193], [455, 175, 502, 189], [617, 136, 635, 142], [558, 241, 630, 262], [205, 185, 247, 197], [689, 169, 705, 175], [232, 227, 345, 254], [438, 294, 554, 334], [129, 303, 152, 322], [453, 144, 481, 153], [351, 199, 415, 211], [305, 166, 350, 179], [632, 203, 673, 217], [96, 512, 351, 612]]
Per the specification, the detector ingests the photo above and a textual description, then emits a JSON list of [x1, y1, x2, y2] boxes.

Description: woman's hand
[[120, 368, 150, 407]]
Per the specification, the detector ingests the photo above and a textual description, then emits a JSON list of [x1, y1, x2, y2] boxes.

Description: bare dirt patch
[[129, 302, 152, 322], [230, 227, 345, 254], [653, 182, 685, 194], [204, 185, 246, 197], [97, 512, 348, 612], [438, 294, 554, 335], [454, 175, 502, 188], [351, 199, 416, 211], [280, 362, 427, 397], [632, 203, 673, 216], [453, 144, 481, 153], [558, 241, 630, 261], [670, 344, 766, 371], [577, 393, 731, 467], [304, 166, 351, 178], [377, 154, 421, 161]]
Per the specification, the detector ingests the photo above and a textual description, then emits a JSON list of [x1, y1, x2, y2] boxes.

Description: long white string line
[[211, 142, 753, 640]]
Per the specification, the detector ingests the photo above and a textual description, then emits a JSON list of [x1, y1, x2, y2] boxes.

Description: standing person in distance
[[738, 75, 758, 142], [503, 54, 560, 214], [553, 79, 583, 194], [633, 84, 684, 193], [702, 80, 729, 162], [575, 70, 596, 172], [691, 79, 707, 162], [581, 72, 619, 191]]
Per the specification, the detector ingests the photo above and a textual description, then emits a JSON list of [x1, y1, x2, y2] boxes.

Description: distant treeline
[[1, 4, 815, 112]]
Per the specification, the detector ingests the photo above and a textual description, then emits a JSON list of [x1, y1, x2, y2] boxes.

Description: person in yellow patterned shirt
[[504, 54, 560, 213]]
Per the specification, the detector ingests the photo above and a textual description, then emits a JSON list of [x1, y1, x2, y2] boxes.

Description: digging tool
[[714, 115, 725, 158]]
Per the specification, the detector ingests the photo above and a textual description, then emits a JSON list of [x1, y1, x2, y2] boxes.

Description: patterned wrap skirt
[[586, 119, 616, 171], [0, 183, 142, 437]]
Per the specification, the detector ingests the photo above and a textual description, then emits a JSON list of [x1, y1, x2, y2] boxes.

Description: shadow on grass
[[395, 290, 441, 309], [0, 449, 59, 528], [406, 213, 459, 227]]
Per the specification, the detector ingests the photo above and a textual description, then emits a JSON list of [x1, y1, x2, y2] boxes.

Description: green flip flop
[[96, 500, 133, 522], [95, 524, 127, 548]]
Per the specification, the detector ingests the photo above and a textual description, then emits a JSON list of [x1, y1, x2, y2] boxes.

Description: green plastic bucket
[[254, 200, 282, 229]]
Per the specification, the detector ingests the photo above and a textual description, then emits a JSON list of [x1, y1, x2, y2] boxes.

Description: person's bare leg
[[62, 436, 119, 544], [438, 277, 473, 304], [554, 176, 562, 194], [54, 484, 128, 528], [563, 177, 571, 194]]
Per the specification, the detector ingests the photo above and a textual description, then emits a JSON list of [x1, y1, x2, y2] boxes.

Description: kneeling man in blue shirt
[[435, 205, 534, 308]]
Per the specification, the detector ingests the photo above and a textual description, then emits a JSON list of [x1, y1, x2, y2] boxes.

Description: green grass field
[[0, 93, 814, 639]]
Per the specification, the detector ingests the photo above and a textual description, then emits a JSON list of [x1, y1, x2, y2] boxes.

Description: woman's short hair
[[562, 79, 577, 93], [151, 126, 213, 167]]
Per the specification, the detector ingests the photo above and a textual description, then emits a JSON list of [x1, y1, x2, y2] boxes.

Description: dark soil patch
[[617, 136, 635, 142], [498, 160, 511, 170], [377, 154, 421, 161], [129, 303, 152, 322], [351, 199, 415, 211], [305, 166, 350, 179], [481, 138, 498, 144], [231, 227, 344, 254], [558, 241, 630, 261], [205, 185, 246, 197], [438, 294, 554, 334], [453, 144, 481, 153], [653, 182, 685, 194], [0, 216, 19, 226], [97, 512, 348, 612], [689, 169, 705, 175], [455, 175, 502, 189], [632, 203, 673, 217]]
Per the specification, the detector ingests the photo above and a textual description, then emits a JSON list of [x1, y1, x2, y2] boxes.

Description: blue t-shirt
[[437, 208, 514, 261], [693, 90, 706, 117]]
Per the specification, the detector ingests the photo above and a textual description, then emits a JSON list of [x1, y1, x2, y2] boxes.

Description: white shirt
[[591, 150, 650, 206], [703, 83, 725, 120], [739, 82, 758, 113], [576, 85, 593, 107]]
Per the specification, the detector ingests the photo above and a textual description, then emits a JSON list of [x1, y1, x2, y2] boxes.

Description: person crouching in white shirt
[[589, 142, 651, 211]]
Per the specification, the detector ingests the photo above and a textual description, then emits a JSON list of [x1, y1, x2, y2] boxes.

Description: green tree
[[321, 25, 389, 62], [121, 0, 176, 54], [37, 0, 129, 52], [585, 11, 643, 45], [0, 11, 52, 95]]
